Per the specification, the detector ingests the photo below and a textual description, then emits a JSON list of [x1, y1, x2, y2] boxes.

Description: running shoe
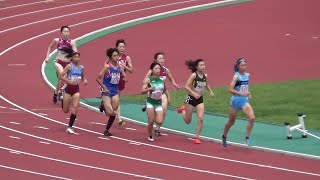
[[193, 138, 201, 144], [154, 129, 161, 136], [221, 135, 227, 147], [141, 105, 146, 112], [103, 130, 112, 136], [118, 120, 125, 126], [66, 127, 75, 134], [148, 136, 154, 142], [244, 138, 251, 146], [177, 105, 185, 114], [53, 92, 58, 104]]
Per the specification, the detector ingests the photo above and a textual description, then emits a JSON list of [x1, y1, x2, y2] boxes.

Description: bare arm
[[167, 69, 179, 88], [205, 74, 214, 96], [96, 65, 110, 93], [59, 65, 73, 85], [81, 65, 88, 85], [184, 73, 198, 97], [141, 78, 154, 94], [123, 56, 133, 73], [71, 40, 78, 52], [45, 38, 58, 63], [142, 70, 152, 83]]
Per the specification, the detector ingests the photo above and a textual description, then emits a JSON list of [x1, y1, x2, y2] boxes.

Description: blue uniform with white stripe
[[102, 64, 121, 97], [230, 72, 250, 111], [65, 63, 82, 96]]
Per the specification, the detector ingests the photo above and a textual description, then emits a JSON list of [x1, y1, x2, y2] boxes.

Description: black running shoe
[[103, 130, 112, 136], [141, 105, 146, 112], [53, 92, 58, 104]]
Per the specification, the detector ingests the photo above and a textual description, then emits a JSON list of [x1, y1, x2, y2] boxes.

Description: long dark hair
[[234, 58, 246, 72], [185, 59, 204, 73], [60, 46, 79, 59]]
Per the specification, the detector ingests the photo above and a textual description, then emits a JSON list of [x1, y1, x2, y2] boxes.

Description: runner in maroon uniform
[[45, 26, 77, 104]]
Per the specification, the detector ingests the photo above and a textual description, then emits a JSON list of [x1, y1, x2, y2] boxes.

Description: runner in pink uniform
[[45, 26, 77, 104]]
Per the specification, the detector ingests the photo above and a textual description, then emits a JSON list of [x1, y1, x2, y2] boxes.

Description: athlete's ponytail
[[185, 59, 204, 73], [60, 46, 80, 59], [234, 58, 246, 72]]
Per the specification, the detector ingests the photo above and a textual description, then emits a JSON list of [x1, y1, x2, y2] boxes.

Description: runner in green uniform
[[141, 62, 170, 142]]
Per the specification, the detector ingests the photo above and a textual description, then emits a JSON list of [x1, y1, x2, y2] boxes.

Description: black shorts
[[184, 94, 203, 107]]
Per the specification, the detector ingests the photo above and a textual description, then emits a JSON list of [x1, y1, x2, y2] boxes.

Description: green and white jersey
[[148, 77, 165, 101]]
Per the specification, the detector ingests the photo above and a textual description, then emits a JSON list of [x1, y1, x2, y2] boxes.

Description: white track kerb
[[41, 0, 320, 161]]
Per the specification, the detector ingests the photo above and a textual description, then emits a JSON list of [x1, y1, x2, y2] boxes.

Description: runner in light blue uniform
[[222, 58, 255, 147], [230, 71, 250, 111]]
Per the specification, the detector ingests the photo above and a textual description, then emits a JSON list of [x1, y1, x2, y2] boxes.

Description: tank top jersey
[[192, 72, 207, 93], [233, 72, 249, 97], [159, 66, 169, 80], [67, 63, 82, 85], [103, 64, 121, 91], [57, 38, 72, 51], [148, 77, 165, 101]]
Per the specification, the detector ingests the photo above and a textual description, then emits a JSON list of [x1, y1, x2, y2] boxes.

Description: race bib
[[110, 75, 120, 84], [150, 91, 162, 100], [240, 85, 248, 93], [71, 76, 81, 84]]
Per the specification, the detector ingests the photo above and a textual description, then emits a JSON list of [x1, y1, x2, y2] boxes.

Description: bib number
[[240, 85, 248, 93], [150, 91, 162, 100], [110, 75, 120, 84]]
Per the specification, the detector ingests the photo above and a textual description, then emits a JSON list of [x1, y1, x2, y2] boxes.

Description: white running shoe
[[66, 127, 75, 134], [148, 136, 154, 142]]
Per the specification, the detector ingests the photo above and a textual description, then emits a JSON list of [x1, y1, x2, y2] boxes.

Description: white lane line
[[9, 136, 20, 139], [0, 146, 161, 180], [0, 164, 73, 180], [0, 125, 254, 180], [129, 142, 142, 146], [33, 126, 49, 130], [39, 141, 51, 145], [9, 122, 20, 125], [0, 0, 53, 10], [38, 113, 48, 116], [312, 36, 319, 39], [7, 64, 27, 66], [91, 122, 105, 125], [69, 146, 81, 150], [0, 0, 201, 56], [0, 106, 6, 108], [161, 133, 168, 136], [0, 0, 102, 21], [125, 127, 136, 131], [9, 150, 21, 154], [9, 108, 20, 111], [97, 137, 110, 140], [0, 0, 149, 34]]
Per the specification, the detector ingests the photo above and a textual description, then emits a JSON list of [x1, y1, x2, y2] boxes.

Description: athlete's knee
[[62, 108, 69, 114], [249, 117, 255, 123]]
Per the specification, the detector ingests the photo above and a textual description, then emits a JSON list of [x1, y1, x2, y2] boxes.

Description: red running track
[[1, 0, 320, 179]]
